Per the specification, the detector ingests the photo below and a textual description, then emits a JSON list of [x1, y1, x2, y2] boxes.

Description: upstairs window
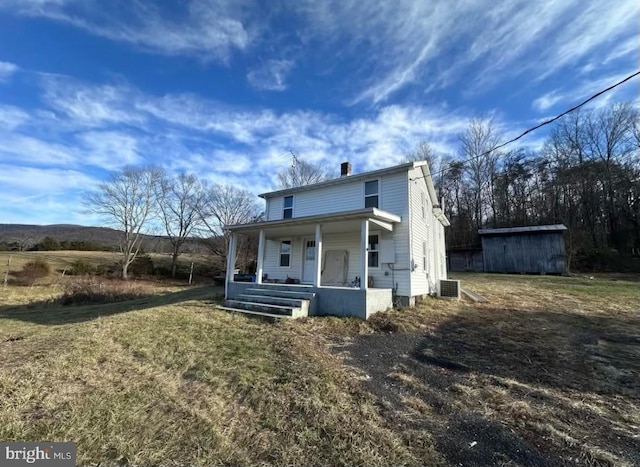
[[368, 234, 379, 268], [279, 240, 291, 267], [364, 180, 379, 208], [283, 196, 293, 219], [421, 192, 426, 219]]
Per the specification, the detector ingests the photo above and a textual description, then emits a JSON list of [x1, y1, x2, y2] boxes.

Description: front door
[[302, 238, 316, 283]]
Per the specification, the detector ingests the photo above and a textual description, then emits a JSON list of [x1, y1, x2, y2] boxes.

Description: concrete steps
[[222, 286, 314, 319], [216, 306, 294, 320]]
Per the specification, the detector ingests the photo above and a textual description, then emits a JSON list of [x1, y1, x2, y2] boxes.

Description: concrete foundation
[[226, 282, 392, 319]]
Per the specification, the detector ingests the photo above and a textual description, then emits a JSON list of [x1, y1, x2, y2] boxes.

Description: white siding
[[266, 174, 406, 220], [266, 197, 282, 221], [408, 167, 439, 296], [262, 237, 303, 282], [378, 171, 411, 297], [260, 170, 414, 296]]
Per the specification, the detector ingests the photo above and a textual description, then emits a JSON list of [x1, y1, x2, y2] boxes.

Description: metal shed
[[447, 247, 484, 272], [478, 225, 568, 274]]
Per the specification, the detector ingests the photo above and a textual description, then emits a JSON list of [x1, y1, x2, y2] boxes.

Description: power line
[[410, 70, 640, 182]]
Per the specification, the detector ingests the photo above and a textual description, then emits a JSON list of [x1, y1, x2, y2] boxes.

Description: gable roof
[[478, 224, 567, 235], [260, 160, 440, 207]]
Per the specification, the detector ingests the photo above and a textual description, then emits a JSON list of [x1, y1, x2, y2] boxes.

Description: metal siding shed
[[479, 225, 567, 274]]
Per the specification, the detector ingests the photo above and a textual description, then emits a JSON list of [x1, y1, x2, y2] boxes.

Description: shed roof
[[478, 224, 567, 235]]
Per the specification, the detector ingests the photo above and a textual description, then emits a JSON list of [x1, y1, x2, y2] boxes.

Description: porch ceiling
[[226, 207, 401, 236]]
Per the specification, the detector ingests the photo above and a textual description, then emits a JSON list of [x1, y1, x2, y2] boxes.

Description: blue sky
[[0, 0, 638, 225]]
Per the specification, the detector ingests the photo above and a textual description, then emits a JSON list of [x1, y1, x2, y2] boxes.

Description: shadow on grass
[[345, 306, 640, 466], [413, 307, 640, 397], [0, 286, 223, 326]]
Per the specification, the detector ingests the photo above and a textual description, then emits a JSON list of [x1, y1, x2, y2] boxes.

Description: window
[[305, 240, 315, 261], [423, 241, 427, 271], [364, 180, 379, 208], [283, 196, 293, 219], [421, 192, 426, 219], [279, 240, 291, 267], [368, 234, 379, 268]]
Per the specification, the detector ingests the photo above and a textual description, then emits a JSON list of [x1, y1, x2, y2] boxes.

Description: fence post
[[3, 255, 11, 287], [189, 262, 194, 286]]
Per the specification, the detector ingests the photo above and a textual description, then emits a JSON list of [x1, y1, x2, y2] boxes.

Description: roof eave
[[260, 161, 424, 199]]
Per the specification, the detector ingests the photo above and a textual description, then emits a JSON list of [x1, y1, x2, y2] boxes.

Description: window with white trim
[[279, 240, 291, 267], [368, 234, 379, 268], [364, 180, 379, 208], [283, 196, 293, 219], [423, 240, 427, 271], [421, 191, 426, 219]]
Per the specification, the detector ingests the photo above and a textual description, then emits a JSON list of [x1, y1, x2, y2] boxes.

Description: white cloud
[[532, 92, 563, 113], [291, 0, 639, 104], [76, 131, 143, 169], [0, 61, 19, 82], [247, 59, 294, 91], [0, 104, 29, 129], [2, 0, 252, 62], [20, 75, 474, 187], [532, 69, 639, 113]]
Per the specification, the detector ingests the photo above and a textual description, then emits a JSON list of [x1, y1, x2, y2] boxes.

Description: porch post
[[225, 233, 237, 299], [314, 224, 322, 287], [256, 229, 265, 284], [360, 219, 368, 290]]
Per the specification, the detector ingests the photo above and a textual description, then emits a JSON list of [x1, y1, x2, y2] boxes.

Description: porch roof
[[225, 207, 401, 235]]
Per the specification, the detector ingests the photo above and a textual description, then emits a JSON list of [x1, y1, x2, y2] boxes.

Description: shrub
[[60, 277, 152, 306], [67, 259, 96, 276], [127, 255, 154, 277], [17, 259, 51, 284]]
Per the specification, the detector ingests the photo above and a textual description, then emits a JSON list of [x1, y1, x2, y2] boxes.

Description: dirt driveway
[[337, 299, 640, 467]]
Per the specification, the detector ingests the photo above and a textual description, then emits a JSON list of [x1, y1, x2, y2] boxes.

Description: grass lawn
[[0, 259, 638, 466]]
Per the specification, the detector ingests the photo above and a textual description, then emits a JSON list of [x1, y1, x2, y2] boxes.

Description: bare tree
[[85, 166, 162, 279], [459, 118, 502, 229], [405, 140, 450, 192], [156, 173, 207, 277], [277, 157, 331, 188], [198, 184, 262, 272], [406, 141, 437, 165]]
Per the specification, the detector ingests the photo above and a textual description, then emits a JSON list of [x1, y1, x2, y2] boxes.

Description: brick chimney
[[340, 161, 352, 177]]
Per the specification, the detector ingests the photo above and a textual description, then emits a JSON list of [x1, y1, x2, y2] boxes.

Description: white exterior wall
[[260, 171, 412, 294], [378, 171, 411, 297], [408, 167, 432, 295], [261, 237, 303, 282], [407, 167, 449, 296], [261, 231, 402, 288], [266, 197, 281, 221]]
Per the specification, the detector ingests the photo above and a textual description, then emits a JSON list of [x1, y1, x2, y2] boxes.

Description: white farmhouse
[[223, 160, 450, 319]]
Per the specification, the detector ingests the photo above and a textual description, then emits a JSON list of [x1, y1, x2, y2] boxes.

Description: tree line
[[84, 162, 320, 279], [408, 102, 639, 271], [87, 101, 638, 278]]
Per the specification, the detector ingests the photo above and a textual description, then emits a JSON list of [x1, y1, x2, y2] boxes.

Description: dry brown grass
[[0, 271, 638, 466], [0, 280, 440, 466], [344, 273, 640, 466]]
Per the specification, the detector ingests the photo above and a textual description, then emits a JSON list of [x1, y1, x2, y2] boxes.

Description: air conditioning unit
[[438, 279, 460, 299]]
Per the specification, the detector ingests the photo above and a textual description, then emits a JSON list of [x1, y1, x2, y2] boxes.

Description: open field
[[0, 262, 638, 466], [0, 250, 214, 284]]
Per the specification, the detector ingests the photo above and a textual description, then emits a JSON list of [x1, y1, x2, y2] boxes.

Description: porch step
[[216, 306, 293, 320], [223, 300, 307, 318], [238, 294, 309, 311], [245, 288, 315, 301]]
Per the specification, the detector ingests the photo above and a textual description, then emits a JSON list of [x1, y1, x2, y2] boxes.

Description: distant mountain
[[0, 224, 203, 253]]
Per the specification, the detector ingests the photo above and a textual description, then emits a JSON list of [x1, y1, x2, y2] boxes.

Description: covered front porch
[[225, 208, 400, 319]]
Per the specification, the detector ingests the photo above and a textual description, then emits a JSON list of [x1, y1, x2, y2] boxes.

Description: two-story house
[[222, 160, 450, 319]]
